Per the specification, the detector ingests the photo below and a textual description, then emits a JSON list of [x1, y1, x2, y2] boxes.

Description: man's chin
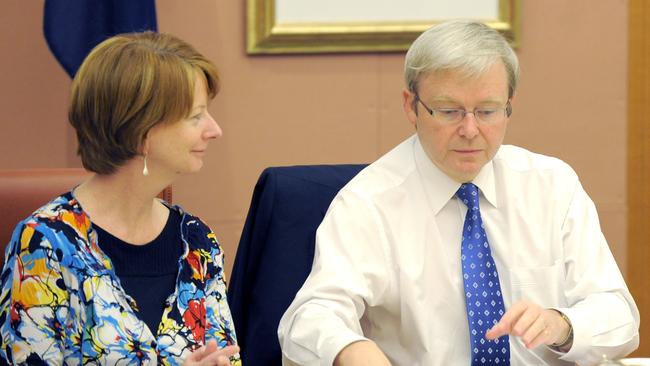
[[449, 163, 484, 182]]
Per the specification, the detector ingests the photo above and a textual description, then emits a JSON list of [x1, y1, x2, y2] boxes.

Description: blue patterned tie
[[457, 183, 510, 365]]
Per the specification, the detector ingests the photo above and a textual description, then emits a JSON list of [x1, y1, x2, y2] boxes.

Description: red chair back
[[0, 168, 172, 264]]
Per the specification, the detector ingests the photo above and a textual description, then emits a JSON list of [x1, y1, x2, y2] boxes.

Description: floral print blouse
[[0, 192, 241, 365]]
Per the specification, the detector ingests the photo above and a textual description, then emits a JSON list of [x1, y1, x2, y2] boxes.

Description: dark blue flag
[[43, 0, 157, 78]]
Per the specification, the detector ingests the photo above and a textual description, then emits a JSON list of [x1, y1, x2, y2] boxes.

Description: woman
[[0, 32, 241, 365]]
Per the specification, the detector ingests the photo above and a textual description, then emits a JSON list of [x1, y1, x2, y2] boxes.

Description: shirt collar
[[413, 135, 498, 214], [472, 158, 498, 209]]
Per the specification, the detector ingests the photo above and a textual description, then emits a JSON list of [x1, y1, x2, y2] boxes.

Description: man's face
[[402, 61, 511, 183]]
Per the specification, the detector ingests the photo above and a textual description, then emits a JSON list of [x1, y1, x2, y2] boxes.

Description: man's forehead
[[415, 63, 509, 97], [420, 62, 505, 84]]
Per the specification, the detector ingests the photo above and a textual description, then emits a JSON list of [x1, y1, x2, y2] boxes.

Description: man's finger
[[486, 301, 529, 339], [521, 315, 547, 348], [511, 305, 539, 337], [485, 320, 509, 340]]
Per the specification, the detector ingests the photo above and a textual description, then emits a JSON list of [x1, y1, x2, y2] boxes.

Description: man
[[278, 20, 639, 365]]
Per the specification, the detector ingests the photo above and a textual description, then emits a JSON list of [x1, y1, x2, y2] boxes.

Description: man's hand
[[183, 340, 240, 366], [334, 340, 392, 366], [485, 300, 572, 350]]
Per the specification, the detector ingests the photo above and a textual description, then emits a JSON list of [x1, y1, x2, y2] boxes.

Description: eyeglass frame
[[414, 93, 513, 125]]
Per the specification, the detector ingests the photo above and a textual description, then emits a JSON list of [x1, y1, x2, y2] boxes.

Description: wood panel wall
[[627, 0, 650, 357]]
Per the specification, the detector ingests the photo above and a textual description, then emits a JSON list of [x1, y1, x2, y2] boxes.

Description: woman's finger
[[200, 345, 240, 365]]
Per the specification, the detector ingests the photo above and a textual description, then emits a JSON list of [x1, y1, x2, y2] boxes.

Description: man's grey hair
[[404, 20, 519, 99]]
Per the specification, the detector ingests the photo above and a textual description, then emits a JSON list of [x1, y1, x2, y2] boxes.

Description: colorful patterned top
[[0, 192, 241, 365]]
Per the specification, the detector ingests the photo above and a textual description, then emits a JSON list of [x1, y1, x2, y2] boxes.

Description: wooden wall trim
[[628, 0, 650, 357]]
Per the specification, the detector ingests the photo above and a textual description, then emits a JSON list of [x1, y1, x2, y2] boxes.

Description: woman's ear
[[139, 130, 151, 156]]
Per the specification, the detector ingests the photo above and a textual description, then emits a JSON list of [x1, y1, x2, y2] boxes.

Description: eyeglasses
[[415, 94, 512, 125]]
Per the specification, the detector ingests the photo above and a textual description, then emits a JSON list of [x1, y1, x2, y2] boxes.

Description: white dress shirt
[[278, 135, 639, 366]]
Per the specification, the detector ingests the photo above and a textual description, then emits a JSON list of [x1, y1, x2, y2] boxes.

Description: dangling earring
[[142, 155, 149, 176]]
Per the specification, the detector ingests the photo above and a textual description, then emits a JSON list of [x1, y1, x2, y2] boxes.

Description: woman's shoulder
[[5, 192, 94, 270], [167, 203, 208, 231], [15, 191, 90, 245], [29, 191, 82, 216], [29, 191, 88, 225], [169, 204, 222, 253]]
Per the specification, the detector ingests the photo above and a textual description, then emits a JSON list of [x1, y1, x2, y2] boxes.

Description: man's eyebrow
[[428, 96, 505, 105]]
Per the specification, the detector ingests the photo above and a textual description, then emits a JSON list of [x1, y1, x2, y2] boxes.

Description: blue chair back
[[228, 164, 367, 365]]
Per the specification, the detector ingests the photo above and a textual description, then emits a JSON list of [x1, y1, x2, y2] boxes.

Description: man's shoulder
[[342, 136, 418, 197], [495, 145, 577, 178]]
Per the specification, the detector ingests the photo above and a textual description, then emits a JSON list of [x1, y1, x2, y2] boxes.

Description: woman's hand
[[183, 340, 240, 366]]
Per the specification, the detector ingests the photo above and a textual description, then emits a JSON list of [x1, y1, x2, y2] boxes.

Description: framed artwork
[[247, 0, 520, 54]]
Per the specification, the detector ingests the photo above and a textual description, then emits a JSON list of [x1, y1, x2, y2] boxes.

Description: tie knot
[[456, 183, 480, 210]]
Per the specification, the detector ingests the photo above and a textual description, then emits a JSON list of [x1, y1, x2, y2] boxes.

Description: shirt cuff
[[552, 307, 588, 361], [321, 331, 369, 366]]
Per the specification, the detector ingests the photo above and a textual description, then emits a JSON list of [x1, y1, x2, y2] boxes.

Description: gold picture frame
[[247, 0, 520, 54]]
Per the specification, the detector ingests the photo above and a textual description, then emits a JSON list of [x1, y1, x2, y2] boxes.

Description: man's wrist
[[549, 310, 573, 351], [334, 341, 391, 366]]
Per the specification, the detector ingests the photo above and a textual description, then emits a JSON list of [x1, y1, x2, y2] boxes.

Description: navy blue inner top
[[95, 208, 183, 335]]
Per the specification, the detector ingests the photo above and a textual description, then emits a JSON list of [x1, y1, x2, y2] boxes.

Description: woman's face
[[145, 75, 222, 177]]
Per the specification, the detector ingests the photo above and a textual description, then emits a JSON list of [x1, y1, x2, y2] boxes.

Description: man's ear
[[402, 88, 418, 127], [506, 93, 516, 118]]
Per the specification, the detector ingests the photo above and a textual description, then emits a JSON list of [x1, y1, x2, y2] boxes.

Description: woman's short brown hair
[[69, 31, 219, 175]]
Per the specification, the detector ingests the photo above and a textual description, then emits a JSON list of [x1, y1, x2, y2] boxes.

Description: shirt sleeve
[[557, 180, 640, 364], [203, 229, 242, 366], [0, 222, 68, 365], [278, 190, 393, 366]]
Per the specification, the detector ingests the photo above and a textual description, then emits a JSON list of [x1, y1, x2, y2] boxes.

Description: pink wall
[[0, 1, 629, 277], [0, 1, 73, 168]]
